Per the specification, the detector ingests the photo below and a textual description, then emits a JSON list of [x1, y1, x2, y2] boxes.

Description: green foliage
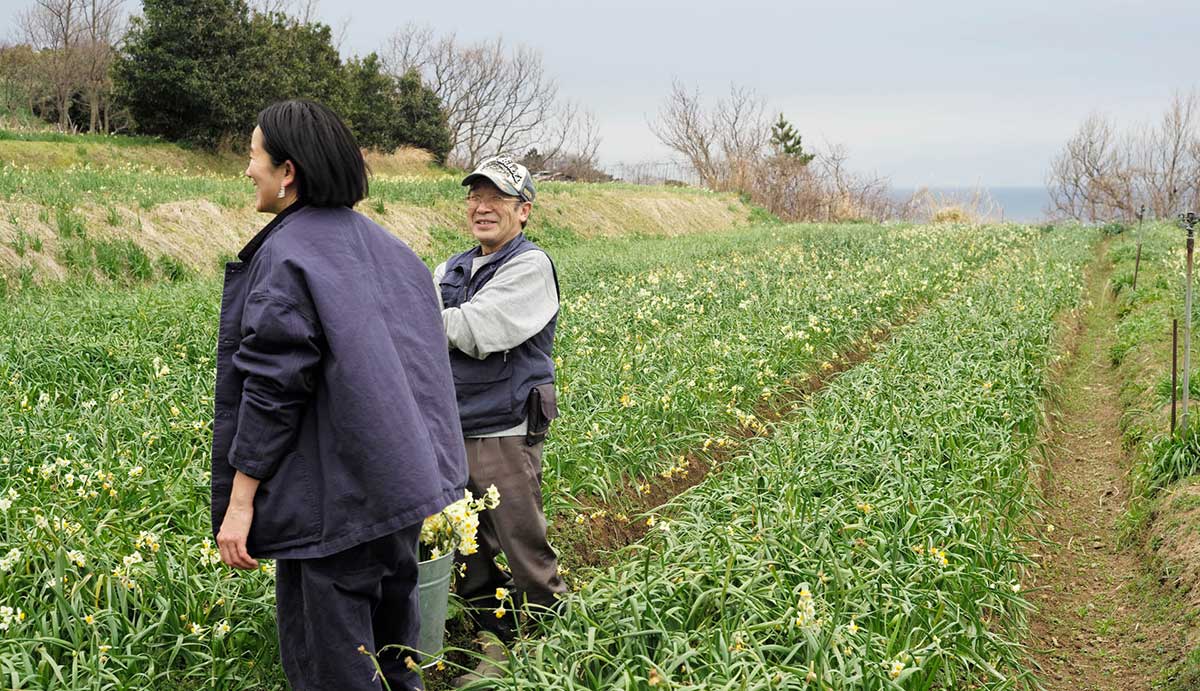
[[249, 11, 348, 114], [9, 229, 27, 257], [521, 221, 578, 249], [341, 58, 451, 159], [93, 239, 155, 283], [0, 129, 165, 146], [114, 0, 347, 149], [492, 230, 1093, 689], [156, 254, 193, 282], [1166, 645, 1200, 691], [1105, 224, 1200, 497], [341, 54, 400, 152], [113, 0, 261, 147], [55, 207, 86, 239], [112, 1, 449, 157], [58, 238, 96, 273], [747, 203, 782, 226], [769, 113, 815, 164], [1142, 423, 1200, 494], [391, 70, 451, 162], [54, 236, 157, 284]]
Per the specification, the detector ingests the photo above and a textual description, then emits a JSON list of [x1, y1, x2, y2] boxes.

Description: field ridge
[[1026, 241, 1191, 690]]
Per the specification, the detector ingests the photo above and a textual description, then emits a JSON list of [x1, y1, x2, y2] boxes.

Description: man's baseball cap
[[461, 155, 536, 202]]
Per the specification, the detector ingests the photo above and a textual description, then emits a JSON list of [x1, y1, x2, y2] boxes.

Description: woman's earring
[[277, 184, 286, 199]]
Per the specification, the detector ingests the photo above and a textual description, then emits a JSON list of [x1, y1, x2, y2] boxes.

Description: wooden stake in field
[[1133, 205, 1145, 290], [1179, 212, 1197, 432], [1173, 318, 1179, 435]]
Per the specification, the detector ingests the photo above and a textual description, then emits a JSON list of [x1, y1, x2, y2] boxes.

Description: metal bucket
[[416, 551, 455, 663]]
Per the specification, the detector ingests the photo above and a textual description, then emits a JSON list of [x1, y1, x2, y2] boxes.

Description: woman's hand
[[218, 471, 261, 570]]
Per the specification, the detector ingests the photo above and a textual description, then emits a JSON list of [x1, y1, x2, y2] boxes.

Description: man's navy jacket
[[211, 204, 467, 560]]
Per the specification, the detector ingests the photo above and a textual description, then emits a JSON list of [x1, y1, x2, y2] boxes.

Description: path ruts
[[1026, 243, 1187, 691]]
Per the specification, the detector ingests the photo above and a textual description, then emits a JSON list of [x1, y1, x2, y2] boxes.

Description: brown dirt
[[1147, 481, 1200, 626], [1025, 244, 1189, 691], [552, 310, 920, 571]]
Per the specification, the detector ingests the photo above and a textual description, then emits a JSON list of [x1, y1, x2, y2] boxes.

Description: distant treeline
[[0, 0, 451, 159], [1048, 90, 1200, 223], [0, 1, 609, 174]]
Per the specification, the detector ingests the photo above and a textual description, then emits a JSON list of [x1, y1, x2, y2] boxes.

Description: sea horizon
[[891, 186, 1051, 223]]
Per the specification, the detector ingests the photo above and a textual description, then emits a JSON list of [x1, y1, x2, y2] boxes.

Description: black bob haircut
[[256, 99, 369, 207]]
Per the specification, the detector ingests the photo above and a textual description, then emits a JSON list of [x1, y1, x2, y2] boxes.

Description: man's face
[[467, 180, 531, 254]]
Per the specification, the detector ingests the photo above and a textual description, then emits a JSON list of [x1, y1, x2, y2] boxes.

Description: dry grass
[[0, 136, 756, 284], [364, 146, 440, 177], [902, 186, 1003, 224], [0, 138, 444, 178], [0, 187, 754, 281]]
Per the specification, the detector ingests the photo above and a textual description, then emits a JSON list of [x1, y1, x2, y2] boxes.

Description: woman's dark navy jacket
[[211, 204, 468, 560]]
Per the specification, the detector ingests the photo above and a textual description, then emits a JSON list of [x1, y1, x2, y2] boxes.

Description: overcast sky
[[6, 0, 1199, 187]]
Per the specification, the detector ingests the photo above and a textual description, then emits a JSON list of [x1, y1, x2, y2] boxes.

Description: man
[[433, 155, 567, 685]]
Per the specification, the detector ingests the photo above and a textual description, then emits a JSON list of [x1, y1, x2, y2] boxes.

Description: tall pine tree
[[769, 113, 815, 164]]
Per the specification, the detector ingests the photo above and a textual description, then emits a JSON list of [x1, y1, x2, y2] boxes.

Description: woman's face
[[245, 126, 293, 213]]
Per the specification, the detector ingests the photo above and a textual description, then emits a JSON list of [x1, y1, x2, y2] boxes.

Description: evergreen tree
[[342, 56, 450, 159], [341, 53, 398, 152], [393, 69, 451, 163], [114, 1, 450, 157], [113, 0, 258, 146], [248, 12, 348, 114], [769, 113, 815, 164]]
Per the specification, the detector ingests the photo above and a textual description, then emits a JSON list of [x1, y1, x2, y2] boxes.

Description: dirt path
[[1026, 245, 1188, 690]]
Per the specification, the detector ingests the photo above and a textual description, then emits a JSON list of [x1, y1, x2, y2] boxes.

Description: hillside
[[0, 134, 762, 288]]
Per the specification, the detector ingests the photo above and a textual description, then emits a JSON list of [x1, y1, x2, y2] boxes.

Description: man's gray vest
[[439, 234, 559, 435]]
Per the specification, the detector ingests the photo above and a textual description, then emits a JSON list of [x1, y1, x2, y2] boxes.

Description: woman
[[211, 99, 467, 691]]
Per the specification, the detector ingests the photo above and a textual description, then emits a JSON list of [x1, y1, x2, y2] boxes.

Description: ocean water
[[891, 186, 1052, 224]]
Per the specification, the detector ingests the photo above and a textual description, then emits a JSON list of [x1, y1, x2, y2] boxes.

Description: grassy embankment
[[1106, 222, 1200, 688], [0, 132, 763, 293]]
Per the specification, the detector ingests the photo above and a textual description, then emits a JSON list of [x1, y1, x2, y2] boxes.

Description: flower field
[[0, 220, 1094, 689], [547, 223, 1039, 507], [493, 228, 1093, 690]]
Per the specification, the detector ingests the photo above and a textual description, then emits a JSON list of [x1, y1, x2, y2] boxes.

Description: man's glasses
[[466, 193, 522, 207]]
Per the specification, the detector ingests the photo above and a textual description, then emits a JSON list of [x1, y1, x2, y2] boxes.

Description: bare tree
[[650, 80, 897, 221], [18, 0, 84, 130], [78, 0, 123, 132], [813, 144, 893, 222], [715, 85, 768, 192], [648, 80, 721, 188], [650, 81, 769, 193], [1047, 96, 1200, 223], [382, 25, 579, 168], [381, 23, 436, 76], [1140, 91, 1199, 218], [1047, 113, 1137, 221], [528, 101, 600, 169]]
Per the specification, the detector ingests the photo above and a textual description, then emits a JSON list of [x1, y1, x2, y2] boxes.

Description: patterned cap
[[461, 155, 536, 202]]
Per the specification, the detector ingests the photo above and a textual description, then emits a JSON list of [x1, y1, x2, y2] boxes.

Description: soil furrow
[[1026, 244, 1188, 691]]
